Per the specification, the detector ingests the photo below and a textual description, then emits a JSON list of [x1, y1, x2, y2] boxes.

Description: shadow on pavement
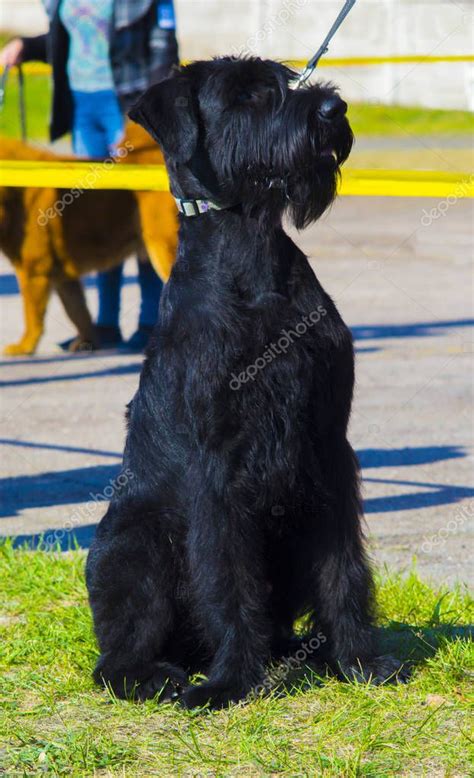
[[0, 437, 120, 459], [0, 272, 138, 296], [0, 317, 471, 371], [360, 444, 474, 513], [0, 464, 120, 518], [0, 350, 134, 367], [352, 318, 473, 341], [2, 444, 472, 550], [0, 363, 141, 387], [359, 445, 465, 468], [364, 477, 474, 513], [1, 444, 466, 517]]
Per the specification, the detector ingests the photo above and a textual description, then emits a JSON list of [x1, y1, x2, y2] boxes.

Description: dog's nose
[[318, 96, 347, 121]]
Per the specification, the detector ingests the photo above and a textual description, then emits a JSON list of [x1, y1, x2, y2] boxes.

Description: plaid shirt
[[23, 0, 179, 139], [112, 0, 179, 98]]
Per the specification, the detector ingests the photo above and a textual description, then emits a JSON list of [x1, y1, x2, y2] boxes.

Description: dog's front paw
[[180, 682, 250, 710], [94, 660, 188, 702], [135, 662, 189, 702], [3, 340, 35, 356], [338, 654, 410, 685]]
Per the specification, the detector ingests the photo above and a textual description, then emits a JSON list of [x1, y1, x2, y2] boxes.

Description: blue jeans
[[72, 89, 163, 329]]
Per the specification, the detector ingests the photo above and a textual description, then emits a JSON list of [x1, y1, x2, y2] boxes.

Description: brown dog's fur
[[0, 123, 177, 355]]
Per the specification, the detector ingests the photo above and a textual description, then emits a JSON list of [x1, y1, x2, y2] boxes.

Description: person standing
[[0, 1, 179, 351]]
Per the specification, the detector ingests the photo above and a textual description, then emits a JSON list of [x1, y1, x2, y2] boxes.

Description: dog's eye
[[236, 90, 255, 104], [234, 85, 274, 107]]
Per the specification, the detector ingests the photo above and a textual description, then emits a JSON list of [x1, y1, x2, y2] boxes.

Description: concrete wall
[[1, 0, 473, 109], [0, 0, 48, 36]]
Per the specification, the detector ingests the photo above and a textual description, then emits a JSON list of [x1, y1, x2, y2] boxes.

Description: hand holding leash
[[0, 38, 24, 69]]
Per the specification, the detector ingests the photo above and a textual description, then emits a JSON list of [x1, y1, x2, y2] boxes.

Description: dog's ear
[[129, 75, 198, 163]]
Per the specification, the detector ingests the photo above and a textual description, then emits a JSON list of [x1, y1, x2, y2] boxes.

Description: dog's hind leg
[[56, 277, 100, 351], [86, 511, 188, 701], [180, 493, 270, 709]]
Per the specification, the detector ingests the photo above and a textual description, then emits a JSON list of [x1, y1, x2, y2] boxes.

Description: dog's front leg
[[181, 493, 270, 709], [4, 267, 51, 356], [310, 437, 408, 684]]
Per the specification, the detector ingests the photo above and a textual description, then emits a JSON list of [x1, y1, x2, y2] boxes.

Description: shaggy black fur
[[86, 57, 406, 709]]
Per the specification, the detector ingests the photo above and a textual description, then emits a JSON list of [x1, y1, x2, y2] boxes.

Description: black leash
[[0, 64, 9, 111], [294, 0, 358, 88], [0, 63, 27, 141], [17, 64, 27, 142]]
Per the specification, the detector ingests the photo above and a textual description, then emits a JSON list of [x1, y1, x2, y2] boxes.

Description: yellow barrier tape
[[0, 63, 51, 76], [341, 168, 473, 198], [289, 54, 474, 67], [1, 54, 473, 77], [0, 160, 170, 192], [0, 160, 472, 198]]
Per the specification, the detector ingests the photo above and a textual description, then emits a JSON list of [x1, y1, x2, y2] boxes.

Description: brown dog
[[0, 123, 177, 355]]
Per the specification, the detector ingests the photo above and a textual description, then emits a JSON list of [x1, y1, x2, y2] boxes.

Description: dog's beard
[[265, 89, 353, 229], [284, 117, 354, 229], [209, 90, 354, 230]]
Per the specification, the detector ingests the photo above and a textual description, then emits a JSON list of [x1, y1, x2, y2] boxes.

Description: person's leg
[[59, 94, 110, 351], [96, 265, 124, 333], [72, 91, 124, 345], [118, 92, 166, 351], [72, 94, 108, 159], [138, 259, 163, 328], [126, 258, 164, 351], [100, 90, 125, 156]]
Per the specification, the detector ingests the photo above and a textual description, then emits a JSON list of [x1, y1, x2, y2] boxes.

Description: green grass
[[0, 73, 52, 141], [0, 541, 473, 776], [348, 102, 474, 137], [0, 68, 473, 142]]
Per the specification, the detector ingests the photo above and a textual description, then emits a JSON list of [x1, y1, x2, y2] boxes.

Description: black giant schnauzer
[[86, 57, 405, 709]]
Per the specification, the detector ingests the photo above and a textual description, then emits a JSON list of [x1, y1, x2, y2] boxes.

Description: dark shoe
[[58, 325, 123, 352], [126, 325, 154, 352], [95, 325, 123, 348]]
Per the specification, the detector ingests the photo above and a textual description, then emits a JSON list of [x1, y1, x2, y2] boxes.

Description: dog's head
[[129, 57, 353, 228]]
